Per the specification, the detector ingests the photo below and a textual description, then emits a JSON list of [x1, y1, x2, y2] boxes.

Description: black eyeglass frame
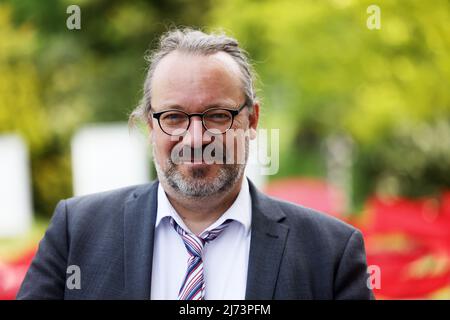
[[150, 103, 248, 136]]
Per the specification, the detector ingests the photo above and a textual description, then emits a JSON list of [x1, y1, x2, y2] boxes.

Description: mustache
[[170, 142, 230, 164]]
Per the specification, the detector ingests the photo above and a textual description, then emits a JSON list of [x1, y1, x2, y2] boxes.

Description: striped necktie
[[170, 217, 232, 300]]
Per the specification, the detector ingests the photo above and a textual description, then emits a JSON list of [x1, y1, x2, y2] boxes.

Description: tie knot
[[170, 217, 232, 257], [200, 219, 232, 242]]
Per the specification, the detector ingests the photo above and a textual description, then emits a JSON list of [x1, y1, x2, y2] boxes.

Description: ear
[[147, 118, 154, 130], [147, 119, 154, 142], [248, 102, 260, 140]]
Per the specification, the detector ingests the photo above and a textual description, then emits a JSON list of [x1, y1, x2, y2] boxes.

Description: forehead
[[150, 50, 244, 111]]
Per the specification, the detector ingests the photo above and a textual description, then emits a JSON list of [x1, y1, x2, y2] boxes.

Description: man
[[17, 28, 374, 300]]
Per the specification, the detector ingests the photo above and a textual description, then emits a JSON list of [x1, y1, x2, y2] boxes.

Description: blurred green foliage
[[209, 0, 450, 204], [0, 0, 449, 217], [0, 0, 211, 216]]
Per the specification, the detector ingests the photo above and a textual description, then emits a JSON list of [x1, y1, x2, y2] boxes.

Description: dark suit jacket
[[17, 179, 374, 299]]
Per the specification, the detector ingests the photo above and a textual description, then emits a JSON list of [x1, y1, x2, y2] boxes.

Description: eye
[[161, 112, 186, 124], [166, 114, 183, 120], [205, 111, 232, 122]]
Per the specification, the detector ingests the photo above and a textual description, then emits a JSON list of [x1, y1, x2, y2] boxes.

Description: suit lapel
[[121, 179, 288, 299], [123, 181, 159, 299], [245, 179, 289, 299]]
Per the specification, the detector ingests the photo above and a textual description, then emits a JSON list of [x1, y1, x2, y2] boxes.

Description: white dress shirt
[[150, 178, 252, 300]]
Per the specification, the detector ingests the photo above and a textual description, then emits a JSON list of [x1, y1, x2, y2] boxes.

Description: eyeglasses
[[151, 103, 248, 136]]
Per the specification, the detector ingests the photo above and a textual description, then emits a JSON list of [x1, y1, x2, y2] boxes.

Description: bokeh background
[[0, 0, 449, 299]]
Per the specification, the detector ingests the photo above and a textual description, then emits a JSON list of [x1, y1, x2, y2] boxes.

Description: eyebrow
[[156, 102, 239, 112]]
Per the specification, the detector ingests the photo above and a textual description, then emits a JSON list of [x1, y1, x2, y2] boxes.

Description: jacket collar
[[123, 178, 289, 299], [245, 179, 289, 299]]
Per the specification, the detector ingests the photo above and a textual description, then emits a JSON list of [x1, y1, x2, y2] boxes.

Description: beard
[[153, 140, 248, 198]]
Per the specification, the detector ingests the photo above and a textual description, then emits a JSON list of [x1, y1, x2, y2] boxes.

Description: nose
[[182, 116, 212, 148]]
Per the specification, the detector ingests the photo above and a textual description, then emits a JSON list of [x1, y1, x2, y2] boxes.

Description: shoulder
[[59, 182, 156, 232], [254, 187, 361, 250], [274, 195, 357, 236], [64, 183, 153, 212]]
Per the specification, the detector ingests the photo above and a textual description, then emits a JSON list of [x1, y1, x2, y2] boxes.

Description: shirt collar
[[155, 177, 252, 236]]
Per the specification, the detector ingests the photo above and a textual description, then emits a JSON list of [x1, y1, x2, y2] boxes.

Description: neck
[[162, 177, 244, 235]]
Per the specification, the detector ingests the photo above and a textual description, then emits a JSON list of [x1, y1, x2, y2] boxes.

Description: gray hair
[[129, 28, 258, 126]]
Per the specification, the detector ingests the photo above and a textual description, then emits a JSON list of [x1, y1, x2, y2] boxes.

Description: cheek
[[153, 132, 180, 159], [222, 133, 247, 161]]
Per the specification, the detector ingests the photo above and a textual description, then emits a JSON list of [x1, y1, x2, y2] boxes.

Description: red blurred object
[[364, 193, 450, 251], [0, 249, 36, 300], [361, 191, 450, 299], [264, 178, 347, 218], [1, 189, 449, 300], [264, 177, 450, 299]]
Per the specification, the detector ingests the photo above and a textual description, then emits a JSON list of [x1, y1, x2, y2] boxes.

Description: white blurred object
[[0, 134, 32, 237], [324, 134, 353, 213], [245, 138, 267, 190], [71, 123, 151, 196]]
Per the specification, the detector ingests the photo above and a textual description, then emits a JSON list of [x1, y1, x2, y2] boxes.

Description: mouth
[[182, 162, 209, 169], [174, 146, 228, 166], [180, 152, 202, 164], [183, 158, 205, 164]]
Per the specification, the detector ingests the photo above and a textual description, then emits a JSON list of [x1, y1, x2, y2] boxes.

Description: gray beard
[[153, 142, 248, 198]]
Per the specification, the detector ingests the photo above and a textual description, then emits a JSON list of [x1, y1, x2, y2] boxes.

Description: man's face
[[149, 50, 258, 198]]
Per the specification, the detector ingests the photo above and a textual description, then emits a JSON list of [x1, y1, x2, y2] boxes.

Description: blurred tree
[[1, 0, 449, 216], [0, 2, 74, 216], [208, 0, 450, 205], [0, 4, 48, 150], [1, 0, 211, 217]]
